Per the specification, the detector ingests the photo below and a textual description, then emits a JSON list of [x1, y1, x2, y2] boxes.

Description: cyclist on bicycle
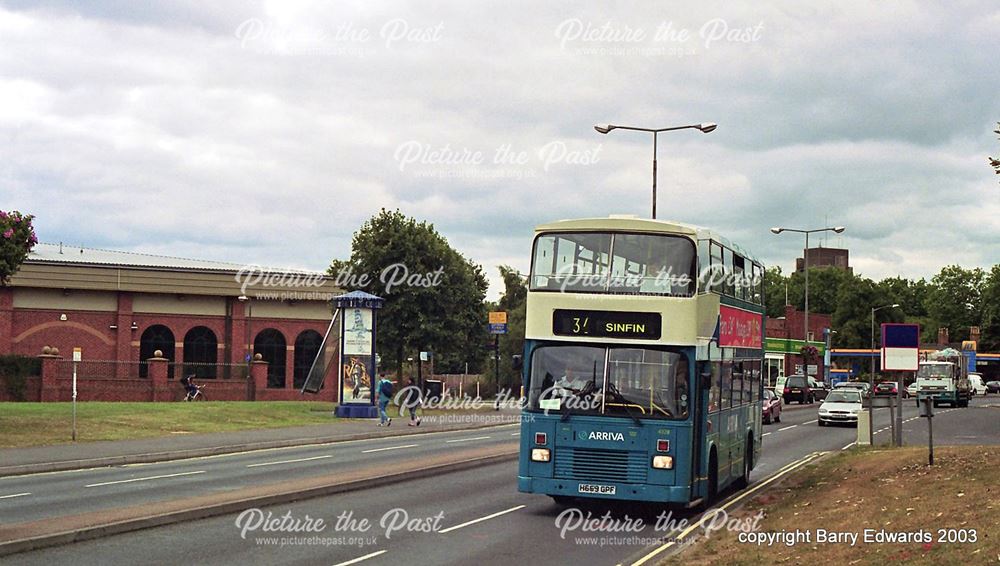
[[181, 373, 198, 400]]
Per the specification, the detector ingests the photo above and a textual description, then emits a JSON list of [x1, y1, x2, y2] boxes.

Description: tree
[[762, 266, 788, 318], [329, 209, 488, 377], [831, 276, 900, 348], [924, 265, 985, 343], [0, 210, 38, 286], [980, 265, 1000, 351], [990, 122, 1000, 182], [495, 265, 527, 391]]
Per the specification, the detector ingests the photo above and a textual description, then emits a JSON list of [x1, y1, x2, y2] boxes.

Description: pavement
[[0, 407, 523, 476]]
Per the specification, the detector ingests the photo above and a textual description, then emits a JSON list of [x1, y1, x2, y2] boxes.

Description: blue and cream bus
[[517, 216, 765, 507]]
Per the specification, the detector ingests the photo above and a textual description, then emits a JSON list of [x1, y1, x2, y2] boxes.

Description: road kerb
[[0, 421, 520, 477], [0, 445, 518, 557]]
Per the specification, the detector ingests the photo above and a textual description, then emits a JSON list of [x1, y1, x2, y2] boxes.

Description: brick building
[[764, 305, 831, 385], [795, 246, 851, 274], [0, 243, 340, 402]]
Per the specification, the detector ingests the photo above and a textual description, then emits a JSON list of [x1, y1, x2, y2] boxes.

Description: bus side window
[[743, 361, 754, 402], [720, 362, 732, 410], [723, 248, 735, 297], [732, 362, 744, 406], [710, 242, 724, 293], [705, 362, 720, 412]]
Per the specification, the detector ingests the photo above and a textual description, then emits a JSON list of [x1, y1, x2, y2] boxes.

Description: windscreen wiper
[[605, 382, 643, 426]]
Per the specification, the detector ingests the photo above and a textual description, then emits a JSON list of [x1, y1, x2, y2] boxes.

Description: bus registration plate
[[578, 483, 616, 495]]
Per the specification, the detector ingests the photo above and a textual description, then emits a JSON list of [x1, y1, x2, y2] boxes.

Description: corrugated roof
[[26, 242, 311, 275]]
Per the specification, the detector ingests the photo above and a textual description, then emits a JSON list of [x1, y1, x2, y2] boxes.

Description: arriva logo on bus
[[587, 431, 626, 442]]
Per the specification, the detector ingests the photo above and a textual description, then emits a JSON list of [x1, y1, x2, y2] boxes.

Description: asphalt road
[[7, 396, 998, 566], [0, 425, 520, 525]]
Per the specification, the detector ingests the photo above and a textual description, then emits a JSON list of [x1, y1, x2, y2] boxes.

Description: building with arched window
[[0, 243, 340, 401]]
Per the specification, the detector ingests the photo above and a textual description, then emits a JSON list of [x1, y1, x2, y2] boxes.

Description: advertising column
[[334, 291, 384, 419]]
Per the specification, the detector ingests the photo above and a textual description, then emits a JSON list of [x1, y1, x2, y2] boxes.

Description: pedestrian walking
[[377, 373, 394, 426], [402, 377, 422, 426]]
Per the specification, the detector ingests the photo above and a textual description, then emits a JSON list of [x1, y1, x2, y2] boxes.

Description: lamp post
[[770, 226, 846, 369], [594, 122, 716, 219], [870, 303, 899, 445], [238, 295, 252, 373]]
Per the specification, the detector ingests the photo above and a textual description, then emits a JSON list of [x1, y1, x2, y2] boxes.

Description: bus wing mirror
[[512, 355, 523, 371]]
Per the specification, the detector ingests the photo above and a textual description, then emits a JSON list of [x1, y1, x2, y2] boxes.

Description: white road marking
[[511, 433, 520, 436], [629, 452, 825, 565], [361, 444, 419, 454], [331, 550, 387, 566], [445, 436, 491, 443], [842, 442, 856, 450], [247, 455, 333, 468], [778, 425, 798, 431], [802, 420, 817, 425], [0, 492, 31, 499], [85, 470, 205, 488], [761, 432, 771, 437], [439, 505, 526, 534]]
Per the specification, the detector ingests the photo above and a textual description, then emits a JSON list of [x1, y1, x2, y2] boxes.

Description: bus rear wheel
[[707, 450, 718, 504], [735, 437, 753, 489]]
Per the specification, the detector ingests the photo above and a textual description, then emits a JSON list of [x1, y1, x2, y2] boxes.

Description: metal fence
[[170, 362, 249, 380], [55, 360, 248, 380]]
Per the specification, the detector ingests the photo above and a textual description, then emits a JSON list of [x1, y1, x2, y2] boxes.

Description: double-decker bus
[[517, 216, 765, 507]]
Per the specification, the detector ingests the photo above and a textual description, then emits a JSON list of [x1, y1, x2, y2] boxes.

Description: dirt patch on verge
[[664, 446, 999, 565]]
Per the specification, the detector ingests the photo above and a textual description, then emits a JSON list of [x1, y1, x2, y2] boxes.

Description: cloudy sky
[[2, 1, 998, 298]]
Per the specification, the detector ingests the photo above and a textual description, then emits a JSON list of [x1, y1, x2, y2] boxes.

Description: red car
[[762, 389, 782, 424], [875, 381, 908, 398]]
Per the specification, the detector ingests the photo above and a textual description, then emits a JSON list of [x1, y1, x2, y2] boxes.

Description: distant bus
[[517, 216, 765, 507]]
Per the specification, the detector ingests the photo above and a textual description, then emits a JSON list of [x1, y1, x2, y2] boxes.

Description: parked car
[[968, 373, 986, 396], [906, 382, 919, 397], [834, 381, 871, 397], [808, 377, 830, 401], [875, 381, 908, 398], [762, 389, 782, 424], [818, 389, 863, 427], [782, 374, 814, 404], [986, 381, 1000, 395]]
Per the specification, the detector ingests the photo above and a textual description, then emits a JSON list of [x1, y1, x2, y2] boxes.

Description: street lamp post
[[594, 122, 717, 219], [770, 226, 846, 375], [870, 303, 900, 445]]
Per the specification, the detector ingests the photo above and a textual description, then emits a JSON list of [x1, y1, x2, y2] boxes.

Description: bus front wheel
[[550, 495, 573, 506]]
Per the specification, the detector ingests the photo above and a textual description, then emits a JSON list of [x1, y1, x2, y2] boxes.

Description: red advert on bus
[[718, 305, 762, 348]]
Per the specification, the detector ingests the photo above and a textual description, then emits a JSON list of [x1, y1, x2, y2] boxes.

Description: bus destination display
[[552, 309, 661, 340]]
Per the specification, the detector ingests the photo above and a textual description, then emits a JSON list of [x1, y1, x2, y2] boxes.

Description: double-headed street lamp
[[770, 226, 846, 371], [870, 302, 900, 445], [594, 122, 717, 219]]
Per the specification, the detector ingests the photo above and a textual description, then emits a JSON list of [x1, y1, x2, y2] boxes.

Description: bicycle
[[183, 383, 207, 401]]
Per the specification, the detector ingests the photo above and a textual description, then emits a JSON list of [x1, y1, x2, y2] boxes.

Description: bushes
[[0, 354, 41, 401]]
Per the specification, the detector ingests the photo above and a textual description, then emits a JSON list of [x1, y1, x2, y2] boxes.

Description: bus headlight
[[531, 448, 551, 462], [652, 455, 674, 469]]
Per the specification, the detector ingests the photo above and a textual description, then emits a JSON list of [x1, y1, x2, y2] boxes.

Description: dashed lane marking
[[439, 505, 526, 534], [85, 470, 205, 488]]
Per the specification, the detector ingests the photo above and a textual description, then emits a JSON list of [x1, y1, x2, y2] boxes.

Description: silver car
[[818, 389, 863, 427]]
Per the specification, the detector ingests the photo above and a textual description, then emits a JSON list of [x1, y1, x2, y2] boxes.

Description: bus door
[[691, 361, 710, 502]]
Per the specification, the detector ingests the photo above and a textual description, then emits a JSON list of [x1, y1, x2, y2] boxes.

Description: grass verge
[[664, 446, 999, 565], [0, 402, 512, 448]]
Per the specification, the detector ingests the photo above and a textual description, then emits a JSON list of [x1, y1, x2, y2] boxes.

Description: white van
[[968, 373, 986, 396]]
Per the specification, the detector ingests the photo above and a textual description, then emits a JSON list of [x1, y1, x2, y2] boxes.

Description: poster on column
[[344, 308, 373, 355], [342, 307, 374, 403]]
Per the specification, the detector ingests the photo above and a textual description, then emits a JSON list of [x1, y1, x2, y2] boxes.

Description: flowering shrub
[[0, 210, 38, 285], [800, 345, 819, 362]]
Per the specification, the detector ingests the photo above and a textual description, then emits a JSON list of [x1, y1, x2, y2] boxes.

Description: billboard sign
[[881, 323, 920, 371]]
